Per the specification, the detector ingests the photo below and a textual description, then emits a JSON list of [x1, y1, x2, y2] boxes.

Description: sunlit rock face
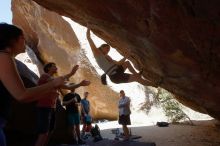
[[12, 0, 118, 120], [31, 0, 220, 120]]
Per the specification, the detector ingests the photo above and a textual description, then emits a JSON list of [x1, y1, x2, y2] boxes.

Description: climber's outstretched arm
[[117, 51, 129, 65], [86, 28, 102, 56], [117, 57, 126, 65]]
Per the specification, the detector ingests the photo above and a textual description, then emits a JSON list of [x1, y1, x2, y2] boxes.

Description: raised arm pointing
[[86, 27, 102, 56]]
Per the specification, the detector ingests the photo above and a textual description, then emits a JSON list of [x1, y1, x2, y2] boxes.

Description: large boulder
[[29, 0, 220, 120], [12, 0, 118, 120]]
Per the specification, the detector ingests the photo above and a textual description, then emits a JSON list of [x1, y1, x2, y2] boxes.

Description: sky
[[0, 0, 12, 24]]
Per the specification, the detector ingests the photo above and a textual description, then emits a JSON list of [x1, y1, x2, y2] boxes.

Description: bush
[[156, 88, 192, 123]]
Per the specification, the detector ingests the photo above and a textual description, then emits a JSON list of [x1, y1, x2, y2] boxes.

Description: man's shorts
[[36, 107, 56, 134], [67, 113, 80, 125], [109, 65, 130, 83], [118, 115, 131, 125], [82, 114, 92, 125]]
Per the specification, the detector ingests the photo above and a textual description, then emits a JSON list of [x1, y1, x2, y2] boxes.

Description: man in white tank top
[[118, 90, 131, 141]]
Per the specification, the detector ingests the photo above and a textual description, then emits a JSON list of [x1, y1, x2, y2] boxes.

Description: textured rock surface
[[30, 0, 220, 119], [12, 0, 118, 120]]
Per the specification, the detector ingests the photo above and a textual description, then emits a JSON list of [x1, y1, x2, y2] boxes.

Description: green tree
[[156, 88, 192, 124]]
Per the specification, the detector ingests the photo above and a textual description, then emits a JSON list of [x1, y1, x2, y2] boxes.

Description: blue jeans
[[0, 118, 6, 146]]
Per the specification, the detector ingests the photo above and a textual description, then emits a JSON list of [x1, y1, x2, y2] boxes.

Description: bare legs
[[82, 123, 92, 134], [121, 61, 157, 87], [122, 61, 139, 75], [82, 124, 86, 135], [75, 124, 81, 141], [71, 125, 85, 144], [128, 74, 157, 87], [122, 125, 129, 140]]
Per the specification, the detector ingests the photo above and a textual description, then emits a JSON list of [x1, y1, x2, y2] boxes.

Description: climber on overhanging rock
[[86, 25, 159, 87]]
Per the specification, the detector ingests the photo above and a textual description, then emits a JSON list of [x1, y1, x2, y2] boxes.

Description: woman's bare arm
[[61, 80, 90, 90], [0, 54, 64, 102]]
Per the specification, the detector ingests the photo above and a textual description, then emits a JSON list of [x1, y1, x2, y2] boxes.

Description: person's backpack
[[156, 122, 169, 127], [91, 124, 103, 142]]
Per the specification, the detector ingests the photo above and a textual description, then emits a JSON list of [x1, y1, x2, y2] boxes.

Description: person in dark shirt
[[63, 88, 85, 144]]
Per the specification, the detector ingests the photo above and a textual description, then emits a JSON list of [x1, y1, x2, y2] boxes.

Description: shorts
[[109, 65, 130, 83], [67, 113, 80, 125], [36, 107, 56, 134], [118, 115, 131, 125], [82, 115, 92, 125]]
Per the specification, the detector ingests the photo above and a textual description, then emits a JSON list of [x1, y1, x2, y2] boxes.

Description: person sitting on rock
[[86, 26, 158, 87]]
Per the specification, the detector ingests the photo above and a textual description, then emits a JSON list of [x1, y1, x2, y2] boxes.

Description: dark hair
[[120, 90, 125, 94], [98, 44, 110, 50], [43, 62, 55, 73], [0, 23, 23, 50]]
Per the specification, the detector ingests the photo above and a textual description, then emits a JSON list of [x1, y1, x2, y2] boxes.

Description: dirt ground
[[99, 120, 220, 146]]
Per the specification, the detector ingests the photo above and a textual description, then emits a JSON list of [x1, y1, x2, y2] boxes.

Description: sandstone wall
[[12, 0, 118, 120], [30, 0, 220, 120]]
